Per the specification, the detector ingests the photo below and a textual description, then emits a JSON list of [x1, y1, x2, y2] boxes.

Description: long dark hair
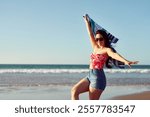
[[96, 30, 124, 68]]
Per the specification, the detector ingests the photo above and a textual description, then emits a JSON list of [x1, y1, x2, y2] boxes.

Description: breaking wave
[[0, 69, 150, 74]]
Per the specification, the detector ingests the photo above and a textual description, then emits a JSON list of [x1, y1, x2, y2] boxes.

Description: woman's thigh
[[89, 86, 103, 100], [72, 78, 90, 94]]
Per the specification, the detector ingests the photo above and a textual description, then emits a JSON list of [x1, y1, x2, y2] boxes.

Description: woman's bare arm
[[107, 48, 139, 67], [83, 15, 97, 49]]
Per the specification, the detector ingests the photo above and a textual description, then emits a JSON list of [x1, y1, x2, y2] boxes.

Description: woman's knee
[[71, 85, 79, 96], [71, 78, 89, 98]]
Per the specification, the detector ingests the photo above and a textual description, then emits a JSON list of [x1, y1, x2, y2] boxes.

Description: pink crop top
[[90, 53, 108, 69]]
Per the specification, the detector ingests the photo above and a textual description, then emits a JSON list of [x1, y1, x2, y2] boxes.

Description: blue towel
[[86, 14, 119, 44]]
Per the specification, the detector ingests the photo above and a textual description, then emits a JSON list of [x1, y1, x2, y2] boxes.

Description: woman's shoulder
[[104, 47, 114, 54], [104, 47, 112, 51]]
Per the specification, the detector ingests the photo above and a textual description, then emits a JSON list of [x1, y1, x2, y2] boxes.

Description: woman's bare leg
[[89, 86, 103, 100], [71, 78, 89, 100]]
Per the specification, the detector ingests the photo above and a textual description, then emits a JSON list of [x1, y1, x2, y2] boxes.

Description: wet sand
[[111, 91, 150, 100], [0, 85, 149, 100]]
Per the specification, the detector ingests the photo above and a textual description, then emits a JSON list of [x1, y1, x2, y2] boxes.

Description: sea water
[[0, 64, 150, 87]]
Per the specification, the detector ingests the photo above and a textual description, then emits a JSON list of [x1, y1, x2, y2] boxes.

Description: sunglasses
[[96, 38, 104, 42]]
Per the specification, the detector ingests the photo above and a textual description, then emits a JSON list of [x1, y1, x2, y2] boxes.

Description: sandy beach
[[111, 91, 150, 100]]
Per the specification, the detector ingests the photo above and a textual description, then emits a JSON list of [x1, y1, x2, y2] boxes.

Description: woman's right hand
[[83, 14, 89, 22]]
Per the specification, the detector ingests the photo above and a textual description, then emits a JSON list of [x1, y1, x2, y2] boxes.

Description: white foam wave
[[104, 69, 150, 74], [0, 69, 149, 74], [0, 69, 89, 74]]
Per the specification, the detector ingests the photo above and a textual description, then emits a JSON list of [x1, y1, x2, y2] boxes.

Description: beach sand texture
[[111, 91, 150, 100]]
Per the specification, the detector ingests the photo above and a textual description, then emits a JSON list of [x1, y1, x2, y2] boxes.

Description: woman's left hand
[[124, 61, 139, 68]]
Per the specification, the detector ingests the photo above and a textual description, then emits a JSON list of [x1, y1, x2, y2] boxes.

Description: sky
[[0, 0, 150, 65]]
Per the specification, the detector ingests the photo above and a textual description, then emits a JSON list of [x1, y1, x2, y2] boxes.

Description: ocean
[[0, 64, 150, 87]]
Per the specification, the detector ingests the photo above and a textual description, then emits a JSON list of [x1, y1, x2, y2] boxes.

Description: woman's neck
[[98, 45, 105, 49]]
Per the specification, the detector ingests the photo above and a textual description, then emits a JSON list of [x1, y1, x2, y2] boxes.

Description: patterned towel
[[86, 14, 119, 44]]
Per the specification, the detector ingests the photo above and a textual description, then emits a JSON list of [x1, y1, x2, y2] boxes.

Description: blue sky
[[0, 0, 150, 64]]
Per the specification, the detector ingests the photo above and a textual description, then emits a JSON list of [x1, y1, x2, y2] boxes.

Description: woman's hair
[[96, 30, 124, 68]]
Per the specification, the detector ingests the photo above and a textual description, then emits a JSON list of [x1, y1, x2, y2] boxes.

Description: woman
[[71, 15, 138, 100]]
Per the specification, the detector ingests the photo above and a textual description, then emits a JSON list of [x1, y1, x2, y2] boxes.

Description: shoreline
[[0, 85, 149, 100]]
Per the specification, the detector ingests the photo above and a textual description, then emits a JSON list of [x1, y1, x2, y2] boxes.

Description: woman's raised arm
[[83, 15, 97, 49]]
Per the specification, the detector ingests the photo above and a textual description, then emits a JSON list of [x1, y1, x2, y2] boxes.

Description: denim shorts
[[86, 69, 106, 90]]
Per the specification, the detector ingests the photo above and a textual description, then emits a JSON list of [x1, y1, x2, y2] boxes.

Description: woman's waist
[[89, 62, 105, 69], [89, 63, 104, 70], [88, 66, 105, 75]]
